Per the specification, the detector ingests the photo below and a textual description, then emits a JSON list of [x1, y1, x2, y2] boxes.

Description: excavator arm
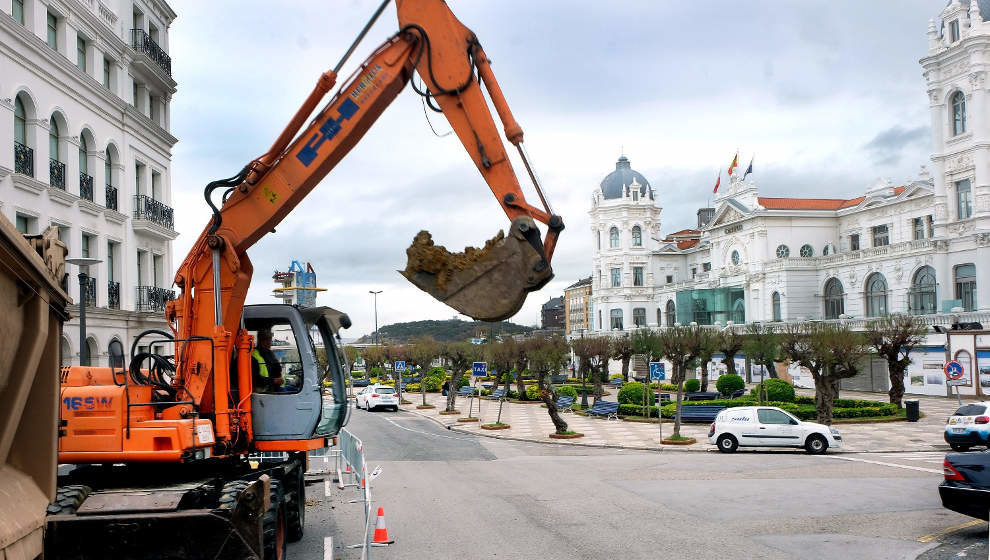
[[163, 0, 562, 443]]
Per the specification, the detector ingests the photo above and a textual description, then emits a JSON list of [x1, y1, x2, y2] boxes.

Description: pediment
[[709, 202, 749, 227]]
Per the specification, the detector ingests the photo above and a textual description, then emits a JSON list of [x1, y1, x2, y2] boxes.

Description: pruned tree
[[440, 342, 478, 412], [362, 345, 385, 380], [344, 345, 361, 376], [407, 336, 438, 406], [780, 322, 868, 424], [527, 336, 571, 435], [487, 339, 517, 423], [382, 344, 406, 404], [695, 328, 718, 392], [571, 336, 611, 405], [612, 335, 634, 383], [658, 325, 704, 438], [510, 338, 530, 400], [743, 322, 782, 403], [717, 328, 744, 377], [631, 328, 662, 416], [865, 314, 927, 408]]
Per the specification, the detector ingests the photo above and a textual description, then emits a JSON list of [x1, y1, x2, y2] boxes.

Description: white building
[[0, 0, 177, 366], [589, 0, 990, 397]]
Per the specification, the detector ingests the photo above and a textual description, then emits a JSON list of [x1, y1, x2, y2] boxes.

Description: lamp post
[[579, 328, 589, 409], [369, 290, 382, 345], [66, 257, 103, 366]]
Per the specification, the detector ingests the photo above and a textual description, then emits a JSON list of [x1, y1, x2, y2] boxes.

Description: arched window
[[656, 308, 661, 327], [633, 308, 646, 327], [776, 244, 790, 258], [665, 300, 675, 327], [955, 263, 977, 312], [610, 309, 623, 330], [955, 350, 973, 385], [49, 116, 65, 189], [865, 273, 888, 317], [79, 134, 88, 175], [609, 227, 619, 248], [772, 292, 781, 322], [105, 147, 112, 186], [596, 230, 600, 250], [823, 243, 834, 256], [799, 244, 813, 258], [108, 338, 125, 369], [909, 266, 937, 315], [49, 117, 60, 162], [730, 250, 740, 266], [60, 335, 72, 367], [824, 277, 844, 319], [631, 226, 642, 247], [952, 91, 967, 136], [14, 97, 26, 145], [14, 97, 32, 177], [731, 299, 745, 324]]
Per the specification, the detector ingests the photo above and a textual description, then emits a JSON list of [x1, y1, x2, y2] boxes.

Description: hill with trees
[[356, 319, 534, 343]]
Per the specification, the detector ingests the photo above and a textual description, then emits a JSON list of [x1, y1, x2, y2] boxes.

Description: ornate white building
[[0, 0, 177, 366], [590, 0, 990, 397]]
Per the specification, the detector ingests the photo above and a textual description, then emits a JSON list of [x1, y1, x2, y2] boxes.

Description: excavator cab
[[242, 305, 349, 441]]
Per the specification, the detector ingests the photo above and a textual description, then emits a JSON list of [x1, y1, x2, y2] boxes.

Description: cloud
[[863, 125, 929, 166]]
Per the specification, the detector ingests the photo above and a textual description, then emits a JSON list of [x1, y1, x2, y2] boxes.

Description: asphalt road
[[290, 407, 987, 560]]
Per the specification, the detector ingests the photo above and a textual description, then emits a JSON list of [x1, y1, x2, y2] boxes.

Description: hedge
[[617, 382, 655, 406], [556, 385, 578, 398], [751, 379, 795, 402], [618, 404, 659, 417], [659, 398, 899, 421]]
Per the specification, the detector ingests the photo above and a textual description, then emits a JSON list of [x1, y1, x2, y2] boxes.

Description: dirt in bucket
[[403, 229, 505, 292]]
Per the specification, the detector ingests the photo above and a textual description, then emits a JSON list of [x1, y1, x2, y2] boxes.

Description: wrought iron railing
[[133, 195, 175, 230], [107, 280, 120, 310], [130, 29, 171, 76], [14, 142, 33, 176], [82, 276, 96, 306], [106, 185, 118, 211], [136, 285, 175, 313], [80, 173, 94, 201], [50, 159, 65, 189]]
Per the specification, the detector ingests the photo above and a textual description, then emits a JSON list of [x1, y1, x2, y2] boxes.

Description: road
[[291, 407, 987, 560]]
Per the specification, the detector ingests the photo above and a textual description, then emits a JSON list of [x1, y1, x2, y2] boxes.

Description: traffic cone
[[372, 507, 393, 544]]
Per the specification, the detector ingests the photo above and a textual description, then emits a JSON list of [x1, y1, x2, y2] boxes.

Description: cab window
[[245, 319, 303, 394], [757, 408, 794, 425]]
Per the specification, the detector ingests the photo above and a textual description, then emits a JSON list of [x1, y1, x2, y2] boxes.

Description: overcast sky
[[167, 0, 938, 339]]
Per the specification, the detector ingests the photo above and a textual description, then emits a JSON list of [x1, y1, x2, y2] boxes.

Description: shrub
[[406, 383, 421, 392], [525, 384, 541, 400], [751, 379, 795, 402], [684, 379, 701, 393], [659, 383, 678, 392], [369, 367, 383, 379], [506, 390, 519, 399], [715, 374, 745, 395], [556, 385, 578, 398], [617, 382, 655, 406], [618, 404, 659, 417], [610, 373, 625, 381]]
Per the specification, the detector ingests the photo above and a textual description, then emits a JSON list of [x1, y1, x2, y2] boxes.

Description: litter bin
[[905, 399, 920, 422]]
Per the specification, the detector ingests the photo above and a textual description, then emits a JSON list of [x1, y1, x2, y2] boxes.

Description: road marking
[[324, 478, 331, 497], [826, 454, 942, 474], [324, 536, 333, 560], [377, 413, 473, 441], [918, 519, 984, 542]]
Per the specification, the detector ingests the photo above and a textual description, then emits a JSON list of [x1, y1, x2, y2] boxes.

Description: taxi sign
[[944, 360, 964, 380], [472, 362, 488, 376]]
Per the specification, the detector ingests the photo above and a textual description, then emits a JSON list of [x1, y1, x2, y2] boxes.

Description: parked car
[[944, 401, 990, 452], [356, 385, 398, 411], [708, 406, 842, 454], [940, 450, 990, 520]]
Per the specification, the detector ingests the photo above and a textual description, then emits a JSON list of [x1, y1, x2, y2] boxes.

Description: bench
[[457, 386, 476, 397], [608, 378, 623, 388], [656, 392, 672, 402], [554, 395, 575, 413], [728, 388, 746, 399], [584, 400, 620, 420], [485, 388, 505, 400], [352, 379, 370, 387], [684, 392, 720, 401], [678, 405, 725, 423], [550, 374, 568, 384]]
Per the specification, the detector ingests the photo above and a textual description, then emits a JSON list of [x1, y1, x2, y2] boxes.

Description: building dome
[[600, 156, 651, 200]]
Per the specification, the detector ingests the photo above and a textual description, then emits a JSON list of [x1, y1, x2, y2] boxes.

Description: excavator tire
[[262, 479, 287, 560], [217, 480, 250, 511], [46, 485, 92, 515], [285, 464, 306, 542]]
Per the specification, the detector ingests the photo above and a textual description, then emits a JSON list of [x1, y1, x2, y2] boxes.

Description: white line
[[323, 536, 333, 560], [325, 478, 331, 497], [827, 454, 942, 474], [378, 413, 473, 441]]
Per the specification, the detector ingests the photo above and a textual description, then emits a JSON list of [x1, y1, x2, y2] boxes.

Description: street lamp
[[66, 257, 103, 366], [369, 290, 382, 345]]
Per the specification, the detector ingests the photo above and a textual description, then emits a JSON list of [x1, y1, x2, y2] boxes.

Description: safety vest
[[252, 349, 269, 379]]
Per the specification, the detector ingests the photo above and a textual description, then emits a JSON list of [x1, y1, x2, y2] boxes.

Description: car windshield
[[953, 404, 987, 416], [377, 388, 395, 394]]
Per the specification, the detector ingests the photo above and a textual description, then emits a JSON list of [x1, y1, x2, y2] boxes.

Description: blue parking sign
[[472, 362, 488, 376], [394, 361, 406, 373], [649, 362, 665, 381]]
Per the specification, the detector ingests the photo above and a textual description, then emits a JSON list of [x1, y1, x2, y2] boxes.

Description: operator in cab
[[252, 327, 284, 392]]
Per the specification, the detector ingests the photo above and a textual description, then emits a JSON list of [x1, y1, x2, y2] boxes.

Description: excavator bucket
[[401, 216, 553, 321]]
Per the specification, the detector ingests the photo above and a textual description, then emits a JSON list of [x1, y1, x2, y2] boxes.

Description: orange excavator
[[45, 1, 562, 558]]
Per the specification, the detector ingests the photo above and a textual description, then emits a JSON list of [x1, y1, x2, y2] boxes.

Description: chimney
[[697, 207, 715, 229]]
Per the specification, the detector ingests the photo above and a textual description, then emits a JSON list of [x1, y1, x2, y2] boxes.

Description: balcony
[[82, 276, 96, 306], [130, 29, 172, 76], [136, 285, 175, 313], [50, 159, 66, 190], [80, 173, 94, 201], [107, 280, 120, 310], [133, 194, 175, 231], [14, 142, 33, 176], [105, 185, 118, 211]]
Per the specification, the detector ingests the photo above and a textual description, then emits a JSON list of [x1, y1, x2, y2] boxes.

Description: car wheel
[[392, 406, 399, 412], [716, 434, 738, 453], [805, 434, 828, 455], [950, 443, 971, 452]]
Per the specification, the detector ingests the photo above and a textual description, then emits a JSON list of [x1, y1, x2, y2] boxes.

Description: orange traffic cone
[[372, 507, 393, 544]]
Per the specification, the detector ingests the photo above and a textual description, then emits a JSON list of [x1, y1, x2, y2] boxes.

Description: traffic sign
[[472, 362, 488, 376], [394, 361, 406, 373], [944, 360, 964, 380], [649, 362, 666, 381]]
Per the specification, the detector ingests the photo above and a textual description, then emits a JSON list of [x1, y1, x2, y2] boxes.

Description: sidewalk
[[397, 388, 964, 453]]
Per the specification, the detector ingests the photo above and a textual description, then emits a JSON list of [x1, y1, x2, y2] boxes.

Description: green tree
[[612, 334, 634, 383], [527, 336, 571, 434], [631, 329, 663, 419], [571, 336, 610, 405], [659, 325, 704, 438], [717, 328, 744, 377], [743, 322, 782, 403], [510, 338, 529, 400], [362, 345, 385, 381], [864, 314, 927, 408], [486, 339, 518, 424], [344, 345, 361, 375], [440, 342, 478, 412], [695, 327, 718, 392], [382, 344, 406, 404], [407, 336, 439, 406]]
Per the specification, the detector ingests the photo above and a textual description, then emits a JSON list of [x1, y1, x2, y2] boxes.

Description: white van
[[707, 406, 842, 454]]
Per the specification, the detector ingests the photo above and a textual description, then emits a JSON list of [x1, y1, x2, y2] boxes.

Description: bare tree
[[527, 336, 571, 435], [743, 322, 782, 403], [780, 322, 868, 424], [486, 339, 517, 424], [631, 328, 663, 416], [382, 344, 406, 404], [440, 342, 479, 412], [571, 336, 611, 405], [344, 346, 361, 376], [612, 335, 634, 383], [865, 314, 927, 408], [658, 325, 705, 438], [717, 328, 744, 377], [407, 336, 438, 407], [362, 345, 385, 380], [511, 338, 530, 400], [695, 328, 718, 392]]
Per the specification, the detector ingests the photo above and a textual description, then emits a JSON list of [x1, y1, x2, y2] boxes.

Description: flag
[[743, 157, 754, 180], [727, 152, 739, 176], [713, 169, 721, 194]]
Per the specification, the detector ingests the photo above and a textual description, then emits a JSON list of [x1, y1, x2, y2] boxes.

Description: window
[[105, 148, 112, 186], [633, 266, 643, 286], [153, 255, 162, 287], [77, 36, 87, 71], [46, 12, 57, 50], [632, 226, 642, 247], [865, 273, 888, 317], [136, 250, 145, 285], [598, 309, 602, 330], [596, 231, 600, 250], [12, 0, 23, 24], [824, 277, 844, 320], [927, 215, 934, 237], [952, 91, 966, 135], [609, 227, 619, 248], [665, 274, 673, 284], [135, 162, 143, 195], [799, 244, 813, 258], [950, 19, 960, 42], [758, 408, 794, 425], [731, 250, 740, 265], [149, 93, 158, 122], [633, 308, 646, 327], [610, 309, 623, 330], [872, 225, 888, 247], [14, 96, 26, 145], [775, 245, 790, 258], [49, 118, 60, 162], [610, 268, 621, 287], [656, 308, 661, 327], [132, 81, 139, 107], [107, 241, 115, 282], [79, 135, 88, 176], [913, 217, 925, 240], [955, 264, 977, 312], [665, 300, 676, 327], [957, 179, 972, 219], [823, 243, 833, 256], [103, 58, 112, 88], [15, 214, 30, 233], [691, 267, 697, 279], [81, 234, 91, 258], [703, 262, 711, 272], [909, 266, 937, 315], [850, 234, 860, 251], [772, 292, 781, 322]]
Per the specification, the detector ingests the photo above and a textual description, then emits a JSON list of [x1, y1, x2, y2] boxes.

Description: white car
[[356, 385, 398, 412], [708, 406, 842, 454]]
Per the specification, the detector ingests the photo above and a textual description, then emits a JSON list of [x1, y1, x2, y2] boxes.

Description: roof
[[668, 228, 700, 237], [565, 276, 592, 290], [676, 240, 699, 250], [757, 186, 906, 211], [600, 156, 651, 200], [542, 296, 564, 310]]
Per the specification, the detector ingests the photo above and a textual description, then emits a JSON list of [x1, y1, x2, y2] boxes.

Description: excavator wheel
[[285, 463, 306, 542], [262, 479, 287, 560], [46, 485, 92, 515]]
